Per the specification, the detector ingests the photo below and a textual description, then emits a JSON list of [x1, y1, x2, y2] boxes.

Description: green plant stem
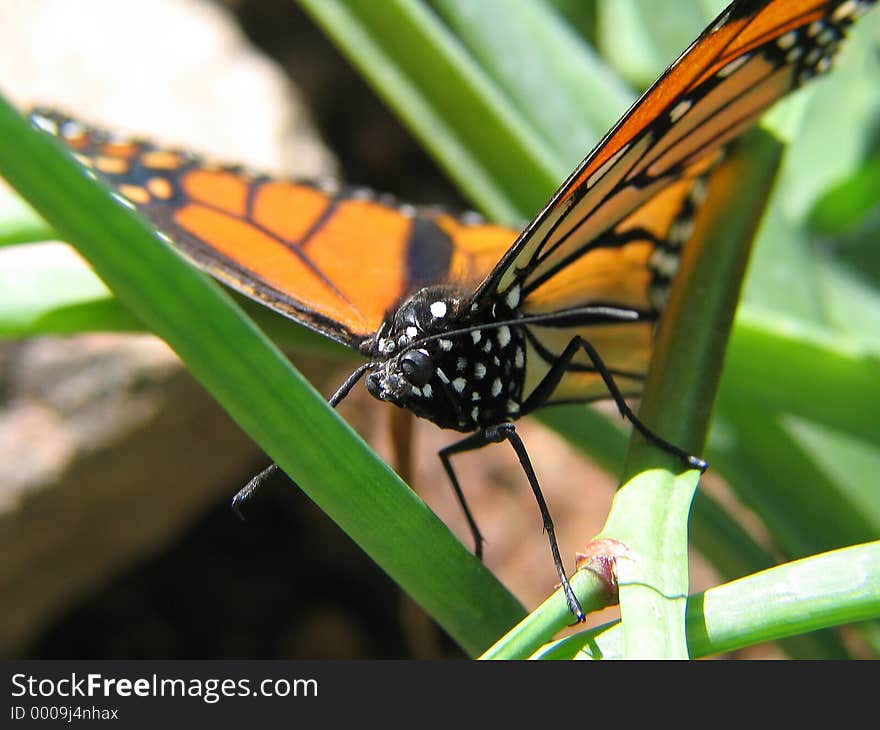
[[533, 540, 880, 659], [598, 129, 785, 658]]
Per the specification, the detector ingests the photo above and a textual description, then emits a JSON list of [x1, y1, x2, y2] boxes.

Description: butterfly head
[[364, 287, 466, 419], [364, 285, 526, 432]]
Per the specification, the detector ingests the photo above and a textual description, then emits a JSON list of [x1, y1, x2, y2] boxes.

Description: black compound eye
[[400, 350, 433, 388]]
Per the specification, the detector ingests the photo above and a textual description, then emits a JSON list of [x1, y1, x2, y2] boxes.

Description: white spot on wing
[[669, 100, 691, 123], [496, 326, 511, 348], [491, 378, 502, 397], [776, 31, 797, 50], [586, 143, 630, 188], [832, 1, 858, 22], [505, 284, 521, 309], [452, 377, 466, 393], [718, 54, 750, 78]]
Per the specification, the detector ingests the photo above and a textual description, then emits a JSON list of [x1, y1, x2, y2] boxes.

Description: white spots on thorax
[[430, 301, 448, 319], [422, 383, 433, 398], [436, 368, 450, 384], [378, 337, 395, 355], [405, 326, 418, 339]]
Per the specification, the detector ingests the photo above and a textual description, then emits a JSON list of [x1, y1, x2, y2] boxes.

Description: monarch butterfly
[[28, 0, 876, 621]]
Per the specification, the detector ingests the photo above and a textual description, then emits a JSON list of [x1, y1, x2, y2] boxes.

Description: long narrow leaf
[[600, 130, 783, 658], [297, 0, 565, 223], [0, 96, 526, 656]]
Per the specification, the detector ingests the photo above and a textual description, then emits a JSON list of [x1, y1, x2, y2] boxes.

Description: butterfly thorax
[[365, 285, 526, 432]]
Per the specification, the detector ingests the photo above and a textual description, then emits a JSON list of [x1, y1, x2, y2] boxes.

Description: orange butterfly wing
[[29, 0, 874, 407], [31, 109, 516, 347], [32, 106, 713, 400], [475, 0, 875, 304]]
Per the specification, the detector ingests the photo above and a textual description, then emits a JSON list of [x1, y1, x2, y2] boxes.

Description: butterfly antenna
[[329, 361, 377, 407], [233, 360, 378, 518]]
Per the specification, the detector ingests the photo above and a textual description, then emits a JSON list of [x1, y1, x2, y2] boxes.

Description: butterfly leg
[[523, 336, 707, 471], [231, 462, 280, 518], [439, 424, 586, 622], [438, 432, 490, 560]]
